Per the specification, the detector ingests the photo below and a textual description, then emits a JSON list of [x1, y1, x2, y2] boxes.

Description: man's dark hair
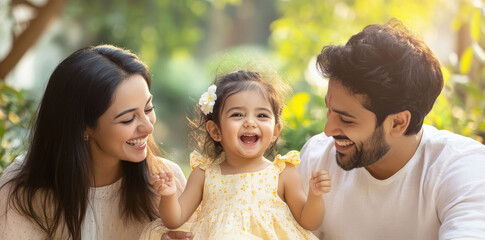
[[317, 19, 444, 135]]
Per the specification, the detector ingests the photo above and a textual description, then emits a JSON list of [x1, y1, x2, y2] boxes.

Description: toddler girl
[[150, 70, 331, 239]]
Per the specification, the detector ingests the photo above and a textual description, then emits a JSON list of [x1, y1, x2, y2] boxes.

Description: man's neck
[[365, 128, 423, 180]]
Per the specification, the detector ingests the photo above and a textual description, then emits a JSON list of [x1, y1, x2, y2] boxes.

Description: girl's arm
[[278, 164, 331, 230], [152, 167, 205, 229]]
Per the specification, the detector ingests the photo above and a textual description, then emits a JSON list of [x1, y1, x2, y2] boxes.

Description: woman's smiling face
[[87, 74, 156, 165]]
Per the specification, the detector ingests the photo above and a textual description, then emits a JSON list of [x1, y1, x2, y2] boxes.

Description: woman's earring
[[84, 133, 89, 141]]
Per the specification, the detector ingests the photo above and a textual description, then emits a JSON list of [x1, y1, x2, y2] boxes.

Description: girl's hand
[[149, 172, 177, 196], [309, 170, 331, 197]]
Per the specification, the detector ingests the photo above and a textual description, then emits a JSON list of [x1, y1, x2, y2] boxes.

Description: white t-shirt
[[298, 124, 485, 239], [0, 157, 186, 240]]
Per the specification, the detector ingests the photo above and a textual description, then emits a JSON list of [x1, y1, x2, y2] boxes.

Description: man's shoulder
[[422, 124, 485, 155], [420, 125, 485, 176]]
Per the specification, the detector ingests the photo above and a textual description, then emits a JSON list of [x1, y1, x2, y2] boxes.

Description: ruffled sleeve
[[274, 150, 301, 172], [190, 151, 211, 170]]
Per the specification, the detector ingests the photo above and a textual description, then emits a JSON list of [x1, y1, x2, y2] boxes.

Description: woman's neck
[[91, 157, 122, 187]]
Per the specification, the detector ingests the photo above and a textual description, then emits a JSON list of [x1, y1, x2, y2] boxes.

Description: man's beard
[[336, 126, 390, 171]]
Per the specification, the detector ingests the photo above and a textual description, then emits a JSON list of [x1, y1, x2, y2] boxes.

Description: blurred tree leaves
[[64, 0, 206, 65], [270, 0, 439, 83], [0, 82, 36, 173], [426, 0, 485, 143], [280, 91, 327, 152], [275, 0, 484, 152]]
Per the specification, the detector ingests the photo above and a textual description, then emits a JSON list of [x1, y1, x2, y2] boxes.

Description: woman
[[0, 45, 186, 240]]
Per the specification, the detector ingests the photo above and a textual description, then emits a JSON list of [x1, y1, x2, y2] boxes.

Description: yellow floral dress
[[189, 151, 318, 240]]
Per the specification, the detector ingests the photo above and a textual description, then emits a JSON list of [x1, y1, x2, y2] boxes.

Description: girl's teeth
[[241, 134, 258, 143]]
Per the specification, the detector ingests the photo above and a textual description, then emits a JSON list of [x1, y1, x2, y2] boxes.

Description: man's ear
[[388, 110, 411, 137], [272, 123, 282, 142], [206, 120, 222, 142]]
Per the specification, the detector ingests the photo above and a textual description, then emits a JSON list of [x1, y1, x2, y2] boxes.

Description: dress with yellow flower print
[[189, 150, 319, 240]]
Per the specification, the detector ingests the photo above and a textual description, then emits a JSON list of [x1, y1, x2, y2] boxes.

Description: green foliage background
[[274, 0, 485, 153], [424, 3, 485, 143], [1, 0, 484, 175], [0, 83, 35, 172]]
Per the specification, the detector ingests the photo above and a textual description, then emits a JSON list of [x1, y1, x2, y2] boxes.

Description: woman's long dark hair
[[3, 45, 163, 239]]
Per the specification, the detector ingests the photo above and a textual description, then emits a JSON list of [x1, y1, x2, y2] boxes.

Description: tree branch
[[0, 0, 66, 80], [12, 0, 39, 9], [11, 28, 17, 42]]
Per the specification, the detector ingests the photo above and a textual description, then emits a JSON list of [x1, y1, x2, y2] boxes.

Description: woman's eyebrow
[[114, 95, 152, 120], [145, 95, 152, 106]]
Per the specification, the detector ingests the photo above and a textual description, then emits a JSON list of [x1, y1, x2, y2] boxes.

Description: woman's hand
[[161, 231, 192, 240], [149, 172, 177, 196]]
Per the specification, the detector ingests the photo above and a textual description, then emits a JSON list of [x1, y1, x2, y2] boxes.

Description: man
[[297, 19, 485, 239]]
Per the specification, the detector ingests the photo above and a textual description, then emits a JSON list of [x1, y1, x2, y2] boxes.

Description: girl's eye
[[231, 113, 243, 117], [258, 113, 270, 118], [121, 117, 135, 124]]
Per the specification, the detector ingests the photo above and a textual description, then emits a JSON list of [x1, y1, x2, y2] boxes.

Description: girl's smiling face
[[210, 89, 280, 163], [87, 74, 156, 165]]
